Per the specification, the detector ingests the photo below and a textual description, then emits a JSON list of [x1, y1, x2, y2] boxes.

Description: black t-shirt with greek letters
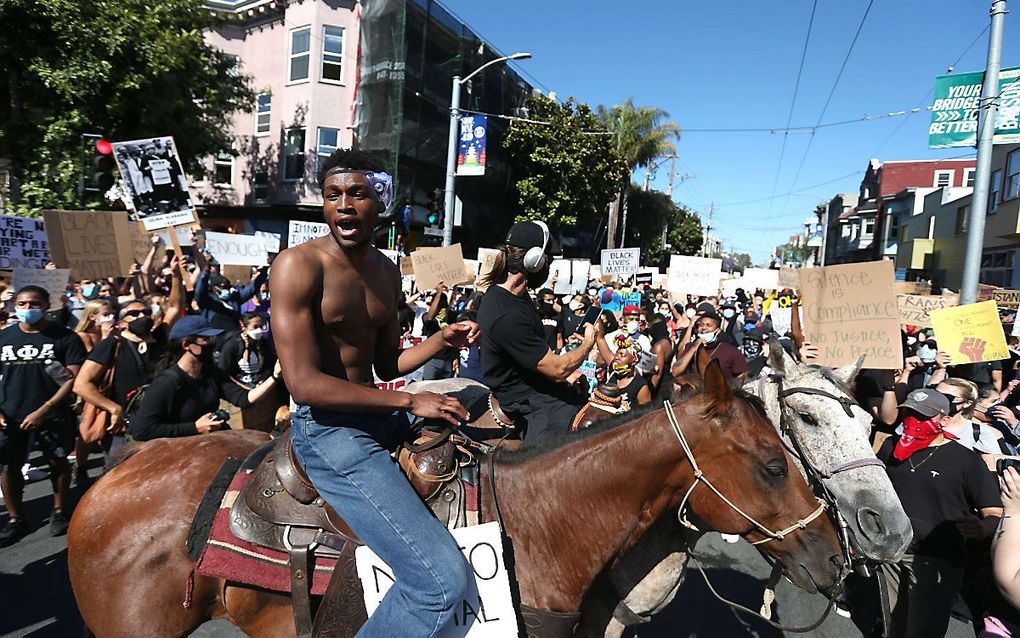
[[878, 437, 1001, 563], [0, 322, 86, 424]]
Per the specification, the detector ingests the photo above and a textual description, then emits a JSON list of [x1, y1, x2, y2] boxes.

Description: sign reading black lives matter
[[111, 136, 199, 231]]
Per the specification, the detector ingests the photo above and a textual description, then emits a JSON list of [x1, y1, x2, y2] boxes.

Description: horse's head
[[764, 341, 912, 563], [675, 360, 844, 595]]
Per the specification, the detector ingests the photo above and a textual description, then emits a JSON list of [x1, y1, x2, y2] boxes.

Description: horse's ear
[[831, 355, 866, 386], [766, 336, 797, 378], [703, 358, 732, 408]]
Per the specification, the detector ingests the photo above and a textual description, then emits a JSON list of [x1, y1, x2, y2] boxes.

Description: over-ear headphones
[[521, 221, 550, 273]]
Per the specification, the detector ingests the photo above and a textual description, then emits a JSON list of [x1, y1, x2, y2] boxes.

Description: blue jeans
[[290, 405, 469, 637]]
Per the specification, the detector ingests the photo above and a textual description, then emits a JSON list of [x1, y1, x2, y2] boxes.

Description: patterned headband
[[325, 168, 393, 210]]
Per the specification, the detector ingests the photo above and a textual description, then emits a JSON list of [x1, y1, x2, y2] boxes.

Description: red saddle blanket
[[193, 470, 339, 596], [192, 467, 481, 597]]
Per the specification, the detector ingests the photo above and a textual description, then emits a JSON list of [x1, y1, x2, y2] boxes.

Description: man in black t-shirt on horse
[[477, 221, 601, 443]]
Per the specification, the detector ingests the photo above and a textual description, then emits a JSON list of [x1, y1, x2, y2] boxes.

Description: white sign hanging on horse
[[355, 522, 518, 637]]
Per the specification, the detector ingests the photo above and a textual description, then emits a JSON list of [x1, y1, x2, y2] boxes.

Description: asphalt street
[[0, 458, 980, 638]]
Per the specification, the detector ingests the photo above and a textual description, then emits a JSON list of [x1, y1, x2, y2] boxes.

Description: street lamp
[[442, 52, 532, 247]]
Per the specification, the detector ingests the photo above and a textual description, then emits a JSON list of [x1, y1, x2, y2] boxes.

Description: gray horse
[[404, 341, 912, 637], [586, 341, 912, 637]]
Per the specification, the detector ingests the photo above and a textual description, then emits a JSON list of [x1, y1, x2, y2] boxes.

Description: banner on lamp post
[[456, 115, 487, 176], [928, 67, 1020, 149]]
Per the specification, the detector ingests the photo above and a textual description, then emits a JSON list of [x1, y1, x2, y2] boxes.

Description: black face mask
[[742, 339, 764, 359], [127, 316, 154, 338], [941, 393, 963, 416], [190, 343, 215, 365]]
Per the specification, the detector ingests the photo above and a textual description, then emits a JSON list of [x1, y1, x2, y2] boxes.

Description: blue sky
[[439, 0, 1018, 263]]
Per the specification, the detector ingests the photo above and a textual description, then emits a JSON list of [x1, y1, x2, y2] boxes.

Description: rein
[[664, 401, 827, 545]]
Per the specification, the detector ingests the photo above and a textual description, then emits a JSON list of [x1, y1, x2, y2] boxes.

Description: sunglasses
[[124, 308, 153, 318]]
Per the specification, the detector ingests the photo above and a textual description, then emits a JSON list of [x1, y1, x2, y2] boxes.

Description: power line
[[767, 0, 819, 217], [779, 0, 877, 218], [681, 108, 921, 133]]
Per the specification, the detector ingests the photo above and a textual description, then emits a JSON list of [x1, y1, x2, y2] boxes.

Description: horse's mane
[[499, 377, 769, 463], [798, 365, 854, 396]]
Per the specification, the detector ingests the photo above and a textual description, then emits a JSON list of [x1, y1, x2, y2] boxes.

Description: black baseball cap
[[899, 389, 951, 418], [505, 221, 560, 253]]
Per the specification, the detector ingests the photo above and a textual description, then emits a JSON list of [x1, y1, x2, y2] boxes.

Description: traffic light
[[92, 138, 116, 193], [427, 188, 444, 226]]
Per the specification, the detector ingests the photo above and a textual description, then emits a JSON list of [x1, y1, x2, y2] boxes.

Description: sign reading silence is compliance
[[929, 66, 1020, 149]]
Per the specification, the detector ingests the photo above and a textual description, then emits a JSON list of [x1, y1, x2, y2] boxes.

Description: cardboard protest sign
[[930, 300, 1009, 365], [204, 231, 272, 266], [111, 136, 198, 230], [778, 267, 800, 290], [356, 522, 518, 637], [12, 268, 69, 309], [462, 259, 478, 284], [410, 244, 470, 290], [600, 248, 641, 278], [742, 268, 780, 292], [977, 283, 1000, 303], [668, 255, 722, 297], [994, 290, 1020, 309], [287, 220, 330, 247], [0, 215, 49, 269], [399, 256, 414, 277], [893, 281, 932, 295], [221, 264, 254, 285], [800, 261, 903, 369], [897, 294, 959, 328], [42, 210, 136, 280]]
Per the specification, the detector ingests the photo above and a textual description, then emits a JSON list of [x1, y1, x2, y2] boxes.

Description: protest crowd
[[2, 154, 1020, 638]]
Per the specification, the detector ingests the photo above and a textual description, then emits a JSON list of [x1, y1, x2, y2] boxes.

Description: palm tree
[[597, 98, 681, 248]]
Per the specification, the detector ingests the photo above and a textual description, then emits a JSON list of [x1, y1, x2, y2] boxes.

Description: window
[[863, 218, 875, 237], [317, 127, 339, 174], [190, 157, 207, 185], [282, 128, 305, 181], [934, 170, 953, 188], [253, 171, 269, 203], [1006, 149, 1020, 201], [955, 205, 969, 235], [900, 224, 908, 244], [224, 54, 240, 77], [214, 152, 234, 186], [989, 169, 1002, 214], [964, 167, 976, 188], [255, 93, 271, 136], [886, 214, 899, 243], [321, 26, 343, 83], [981, 249, 1015, 288], [289, 27, 311, 83], [928, 216, 936, 240]]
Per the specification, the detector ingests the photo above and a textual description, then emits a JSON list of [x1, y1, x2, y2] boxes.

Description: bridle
[[664, 401, 828, 546]]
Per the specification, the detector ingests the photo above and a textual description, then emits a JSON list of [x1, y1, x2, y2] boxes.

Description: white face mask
[[151, 303, 162, 318], [247, 327, 266, 340], [685, 309, 697, 318], [568, 300, 584, 312], [626, 320, 640, 335], [98, 314, 115, 325], [698, 331, 717, 344]]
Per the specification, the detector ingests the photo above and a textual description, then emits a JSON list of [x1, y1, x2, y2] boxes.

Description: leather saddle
[[228, 431, 468, 638]]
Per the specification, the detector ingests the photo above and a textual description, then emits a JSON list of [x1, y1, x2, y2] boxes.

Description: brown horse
[[68, 361, 844, 637]]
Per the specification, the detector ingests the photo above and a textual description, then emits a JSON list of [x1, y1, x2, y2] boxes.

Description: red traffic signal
[[95, 139, 113, 155]]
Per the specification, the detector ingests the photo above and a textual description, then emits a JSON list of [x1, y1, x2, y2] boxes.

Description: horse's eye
[[798, 412, 818, 426], [766, 464, 788, 478]]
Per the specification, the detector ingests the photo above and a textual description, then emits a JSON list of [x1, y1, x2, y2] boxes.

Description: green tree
[[732, 252, 753, 271], [0, 0, 254, 214], [624, 185, 702, 265], [502, 95, 627, 232], [597, 98, 681, 247]]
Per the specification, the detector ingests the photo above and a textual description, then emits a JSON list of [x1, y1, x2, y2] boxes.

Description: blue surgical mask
[[698, 331, 718, 344], [82, 283, 97, 299], [722, 309, 735, 319], [919, 345, 937, 363], [16, 308, 45, 325], [217, 289, 232, 301]]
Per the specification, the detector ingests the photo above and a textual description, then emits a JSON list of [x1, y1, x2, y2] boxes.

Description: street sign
[[928, 66, 1020, 149], [423, 225, 443, 237]]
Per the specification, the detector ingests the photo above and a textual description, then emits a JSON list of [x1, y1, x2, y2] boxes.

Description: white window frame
[[320, 25, 344, 85], [287, 26, 311, 85], [928, 216, 936, 240], [1006, 148, 1020, 201], [213, 152, 234, 188], [862, 218, 875, 238], [316, 127, 339, 174], [282, 127, 306, 182], [934, 170, 953, 188], [989, 169, 1002, 214], [963, 167, 976, 188], [255, 93, 272, 137]]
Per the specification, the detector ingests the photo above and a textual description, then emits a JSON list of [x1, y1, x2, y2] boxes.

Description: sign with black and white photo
[[111, 136, 198, 231]]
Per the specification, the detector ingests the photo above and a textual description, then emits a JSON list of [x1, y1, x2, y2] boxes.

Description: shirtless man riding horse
[[270, 148, 480, 637]]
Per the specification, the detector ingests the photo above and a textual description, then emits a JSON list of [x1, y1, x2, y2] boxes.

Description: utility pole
[[702, 203, 714, 257], [960, 0, 1006, 304]]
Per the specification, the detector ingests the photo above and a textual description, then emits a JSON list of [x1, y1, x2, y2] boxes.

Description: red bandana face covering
[[894, 414, 957, 461]]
